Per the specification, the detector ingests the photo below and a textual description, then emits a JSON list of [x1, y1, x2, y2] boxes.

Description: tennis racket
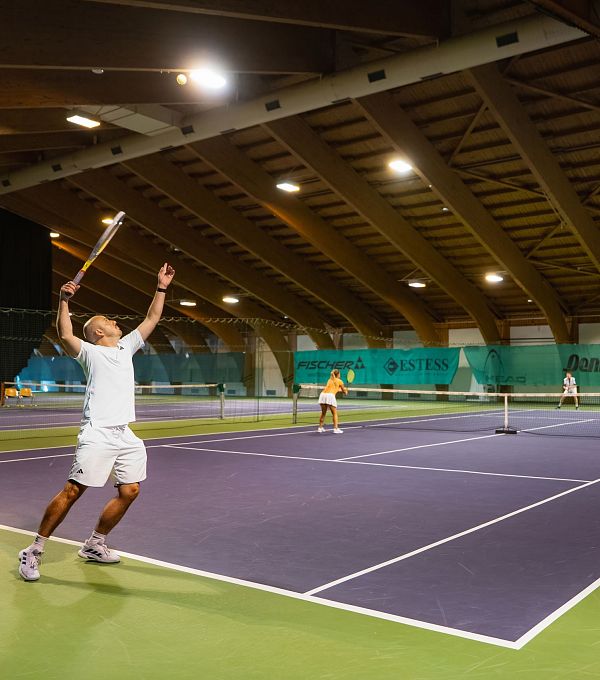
[[72, 211, 126, 286]]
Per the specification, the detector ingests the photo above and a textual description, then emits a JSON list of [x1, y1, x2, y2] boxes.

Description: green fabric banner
[[294, 348, 460, 385], [464, 344, 600, 387]]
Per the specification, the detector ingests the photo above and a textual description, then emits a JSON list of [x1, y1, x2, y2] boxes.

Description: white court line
[[164, 444, 328, 464], [0, 453, 72, 464], [161, 444, 587, 483], [162, 426, 363, 448], [337, 432, 505, 461], [304, 477, 600, 597], [514, 573, 600, 649], [0, 422, 320, 453], [0, 523, 517, 649], [523, 418, 597, 433], [0, 441, 583, 483]]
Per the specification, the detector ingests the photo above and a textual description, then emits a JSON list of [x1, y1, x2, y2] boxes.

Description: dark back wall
[[0, 208, 52, 383]]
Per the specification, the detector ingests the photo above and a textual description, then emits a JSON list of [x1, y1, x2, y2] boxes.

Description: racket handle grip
[[72, 270, 85, 285]]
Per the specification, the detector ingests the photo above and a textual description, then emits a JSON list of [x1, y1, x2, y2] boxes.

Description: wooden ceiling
[[1, 0, 599, 351]]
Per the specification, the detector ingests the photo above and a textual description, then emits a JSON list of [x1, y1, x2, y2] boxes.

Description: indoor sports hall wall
[[0, 210, 51, 384]]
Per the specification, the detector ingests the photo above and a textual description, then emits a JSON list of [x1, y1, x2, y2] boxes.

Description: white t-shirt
[[76, 330, 144, 427], [563, 375, 577, 393]]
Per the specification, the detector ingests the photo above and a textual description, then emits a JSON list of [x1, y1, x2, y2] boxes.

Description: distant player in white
[[556, 370, 579, 410], [18, 263, 175, 581]]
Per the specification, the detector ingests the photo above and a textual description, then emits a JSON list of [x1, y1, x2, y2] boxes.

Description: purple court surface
[[3, 422, 600, 648]]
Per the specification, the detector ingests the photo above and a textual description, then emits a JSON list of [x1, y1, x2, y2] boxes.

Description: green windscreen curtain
[[16, 353, 245, 385], [294, 348, 460, 385], [464, 345, 600, 387]]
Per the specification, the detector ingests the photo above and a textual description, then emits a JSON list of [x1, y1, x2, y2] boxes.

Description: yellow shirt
[[322, 377, 344, 395]]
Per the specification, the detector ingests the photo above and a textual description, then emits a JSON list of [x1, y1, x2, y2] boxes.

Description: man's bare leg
[[38, 481, 87, 537], [18, 481, 86, 581], [95, 483, 140, 535]]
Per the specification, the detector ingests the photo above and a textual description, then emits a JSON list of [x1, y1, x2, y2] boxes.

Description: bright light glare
[[49, 232, 60, 238], [388, 159, 413, 173], [408, 280, 426, 288], [176, 73, 188, 86], [485, 273, 504, 283], [222, 296, 239, 304], [66, 114, 100, 129], [179, 300, 197, 307], [101, 217, 114, 225], [189, 68, 227, 89], [276, 182, 300, 193]]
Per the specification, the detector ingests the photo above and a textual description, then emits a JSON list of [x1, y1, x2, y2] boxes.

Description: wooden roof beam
[[51, 266, 140, 338], [264, 115, 501, 343], [53, 239, 201, 351], [68, 168, 333, 348], [0, 188, 247, 350], [124, 153, 373, 344], [358, 91, 571, 343], [193, 136, 440, 346], [15, 179, 296, 378], [468, 63, 600, 275]]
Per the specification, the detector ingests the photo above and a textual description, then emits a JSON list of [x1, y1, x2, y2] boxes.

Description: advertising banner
[[294, 348, 460, 385], [464, 344, 600, 387]]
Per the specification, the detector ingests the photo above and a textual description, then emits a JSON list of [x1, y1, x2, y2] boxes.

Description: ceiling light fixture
[[276, 181, 300, 193], [388, 159, 413, 173], [101, 217, 114, 225], [176, 73, 188, 86], [66, 114, 100, 129], [189, 68, 227, 89], [408, 280, 427, 288], [49, 232, 60, 239], [179, 299, 197, 307], [222, 296, 239, 304], [485, 273, 504, 283]]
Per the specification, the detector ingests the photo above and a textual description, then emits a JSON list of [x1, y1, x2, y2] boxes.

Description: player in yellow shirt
[[318, 369, 348, 433]]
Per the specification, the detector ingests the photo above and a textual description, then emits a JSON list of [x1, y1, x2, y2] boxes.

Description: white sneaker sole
[[18, 549, 41, 581], [78, 547, 120, 564]]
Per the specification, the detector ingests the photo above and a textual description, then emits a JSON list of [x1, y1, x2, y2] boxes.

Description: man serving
[[18, 263, 175, 581]]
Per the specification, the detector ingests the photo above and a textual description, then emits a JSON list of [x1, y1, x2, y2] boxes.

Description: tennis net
[[293, 384, 600, 437]]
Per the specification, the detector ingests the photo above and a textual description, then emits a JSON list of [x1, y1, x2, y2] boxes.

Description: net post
[[0, 381, 4, 407], [495, 392, 517, 434], [218, 383, 225, 419], [292, 383, 301, 424]]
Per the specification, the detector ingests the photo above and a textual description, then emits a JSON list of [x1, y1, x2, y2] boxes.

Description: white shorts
[[68, 423, 147, 488], [564, 388, 577, 395], [319, 392, 337, 407]]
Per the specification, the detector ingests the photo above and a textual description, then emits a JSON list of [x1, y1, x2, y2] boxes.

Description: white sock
[[87, 530, 106, 545], [31, 534, 47, 551]]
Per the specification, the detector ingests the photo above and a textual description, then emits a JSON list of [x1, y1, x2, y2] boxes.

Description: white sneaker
[[333, 428, 343, 434], [78, 542, 120, 564], [317, 427, 325, 433], [18, 547, 43, 581]]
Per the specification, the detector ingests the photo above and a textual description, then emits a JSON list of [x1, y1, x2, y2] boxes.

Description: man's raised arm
[[56, 281, 82, 357], [137, 263, 175, 342]]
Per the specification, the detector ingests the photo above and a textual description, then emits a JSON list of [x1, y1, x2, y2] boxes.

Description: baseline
[[0, 523, 518, 649]]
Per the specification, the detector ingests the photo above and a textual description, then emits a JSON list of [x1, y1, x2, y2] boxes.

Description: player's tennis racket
[[72, 211, 126, 286]]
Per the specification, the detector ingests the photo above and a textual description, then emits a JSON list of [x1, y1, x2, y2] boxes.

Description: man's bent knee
[[63, 480, 86, 503], [118, 482, 140, 502]]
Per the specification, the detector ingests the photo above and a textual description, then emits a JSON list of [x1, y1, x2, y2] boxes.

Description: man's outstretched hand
[[60, 281, 80, 300], [158, 263, 175, 288]]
